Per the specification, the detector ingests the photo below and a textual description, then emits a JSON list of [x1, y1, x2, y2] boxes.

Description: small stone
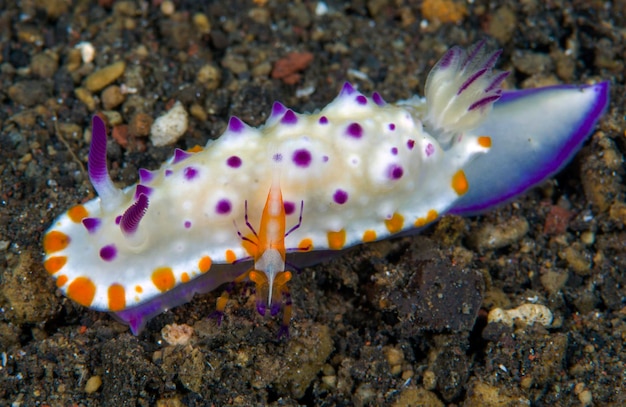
[[150, 101, 189, 147], [75, 88, 96, 111], [221, 53, 248, 75], [128, 112, 154, 137], [468, 216, 529, 251], [8, 80, 50, 107], [84, 61, 126, 92], [161, 323, 194, 346], [488, 303, 553, 328], [192, 13, 211, 34], [84, 376, 102, 393], [161, 0, 175, 15], [101, 85, 125, 110], [271, 52, 314, 84], [196, 64, 221, 91], [31, 52, 58, 79], [189, 103, 207, 121], [66, 48, 83, 72], [560, 245, 593, 276], [75, 42, 96, 64]]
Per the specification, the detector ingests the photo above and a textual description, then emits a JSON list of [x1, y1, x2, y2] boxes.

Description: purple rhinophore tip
[[228, 116, 245, 133], [271, 101, 287, 117], [134, 184, 153, 199], [372, 92, 385, 106], [270, 301, 281, 317], [172, 148, 191, 164], [120, 193, 149, 236], [256, 301, 266, 316], [138, 168, 155, 183], [82, 217, 101, 234], [88, 116, 110, 186], [355, 95, 367, 105], [457, 68, 488, 95], [340, 82, 355, 96], [281, 109, 298, 124], [485, 71, 510, 93], [461, 40, 486, 69], [468, 95, 501, 111]]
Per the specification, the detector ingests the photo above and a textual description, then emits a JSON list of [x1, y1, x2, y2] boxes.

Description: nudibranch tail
[[425, 41, 509, 141], [89, 116, 124, 211]]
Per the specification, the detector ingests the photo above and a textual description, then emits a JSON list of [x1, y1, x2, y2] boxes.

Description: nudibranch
[[43, 42, 609, 335]]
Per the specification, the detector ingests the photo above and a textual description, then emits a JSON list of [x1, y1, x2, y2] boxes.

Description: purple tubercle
[[184, 166, 198, 180], [184, 220, 192, 229], [356, 95, 367, 105], [372, 92, 385, 106], [292, 149, 312, 167], [407, 139, 415, 150], [172, 148, 191, 164], [389, 123, 396, 131], [120, 193, 149, 236], [388, 164, 404, 180], [138, 168, 155, 183], [134, 184, 153, 199], [322, 155, 329, 162], [227, 155, 242, 168], [271, 101, 287, 117], [216, 199, 232, 215], [346, 122, 363, 138], [391, 147, 398, 155], [165, 169, 173, 177], [82, 217, 101, 234], [340, 82, 355, 96], [425, 143, 435, 157], [469, 95, 501, 111], [319, 116, 328, 124], [115, 215, 122, 225], [281, 109, 298, 125], [457, 68, 488, 95], [273, 153, 283, 162], [228, 116, 245, 133], [99, 244, 117, 262], [284, 201, 295, 215], [333, 189, 348, 204]]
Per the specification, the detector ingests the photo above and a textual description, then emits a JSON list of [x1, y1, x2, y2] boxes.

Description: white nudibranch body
[[43, 42, 607, 335]]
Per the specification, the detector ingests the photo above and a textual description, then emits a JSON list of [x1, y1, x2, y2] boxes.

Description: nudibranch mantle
[[43, 42, 609, 334]]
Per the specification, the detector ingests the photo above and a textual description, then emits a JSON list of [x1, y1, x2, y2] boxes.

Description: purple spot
[[115, 215, 121, 225], [356, 95, 367, 105], [184, 220, 192, 229], [346, 122, 363, 138], [134, 184, 153, 199], [407, 140, 415, 150], [372, 92, 385, 106], [322, 155, 329, 162], [100, 244, 117, 262], [216, 199, 232, 215], [184, 166, 198, 180], [340, 82, 355, 96], [284, 201, 295, 215], [138, 168, 154, 183], [389, 123, 396, 131], [319, 116, 328, 124], [227, 155, 242, 168], [388, 164, 404, 180], [292, 149, 312, 167], [271, 101, 287, 117], [281, 110, 298, 124], [391, 147, 398, 155], [82, 217, 101, 234], [228, 116, 245, 133], [273, 153, 283, 162], [172, 148, 191, 164], [425, 143, 435, 157], [333, 189, 348, 204], [165, 169, 173, 177]]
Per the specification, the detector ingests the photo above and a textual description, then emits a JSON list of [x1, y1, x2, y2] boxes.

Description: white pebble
[[75, 42, 95, 64], [488, 303, 553, 327], [150, 101, 189, 147]]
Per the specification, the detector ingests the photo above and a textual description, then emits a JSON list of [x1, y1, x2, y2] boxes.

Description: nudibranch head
[[424, 40, 509, 142]]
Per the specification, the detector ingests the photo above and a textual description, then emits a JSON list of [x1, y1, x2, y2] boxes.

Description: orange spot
[[135, 285, 143, 293], [56, 274, 68, 287], [427, 209, 439, 222], [451, 170, 469, 195], [384, 212, 405, 234], [67, 277, 96, 307], [327, 229, 346, 250], [181, 272, 190, 283], [151, 267, 176, 292], [225, 250, 237, 263], [107, 284, 126, 311], [478, 136, 492, 148], [298, 238, 313, 252], [198, 256, 212, 273], [414, 217, 427, 227], [43, 231, 70, 254], [362, 230, 377, 242], [421, 0, 467, 24], [188, 145, 203, 153], [44, 256, 67, 274], [67, 205, 89, 223]]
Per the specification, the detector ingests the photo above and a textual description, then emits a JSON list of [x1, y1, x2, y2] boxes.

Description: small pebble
[[161, 323, 194, 346], [160, 0, 175, 16], [128, 112, 154, 137], [31, 52, 58, 79], [84, 375, 102, 393], [488, 303, 553, 327], [196, 64, 221, 91], [84, 61, 126, 92], [74, 88, 96, 111], [468, 216, 529, 251], [101, 85, 125, 110], [75, 42, 96, 64], [150, 101, 189, 147], [192, 13, 211, 34]]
